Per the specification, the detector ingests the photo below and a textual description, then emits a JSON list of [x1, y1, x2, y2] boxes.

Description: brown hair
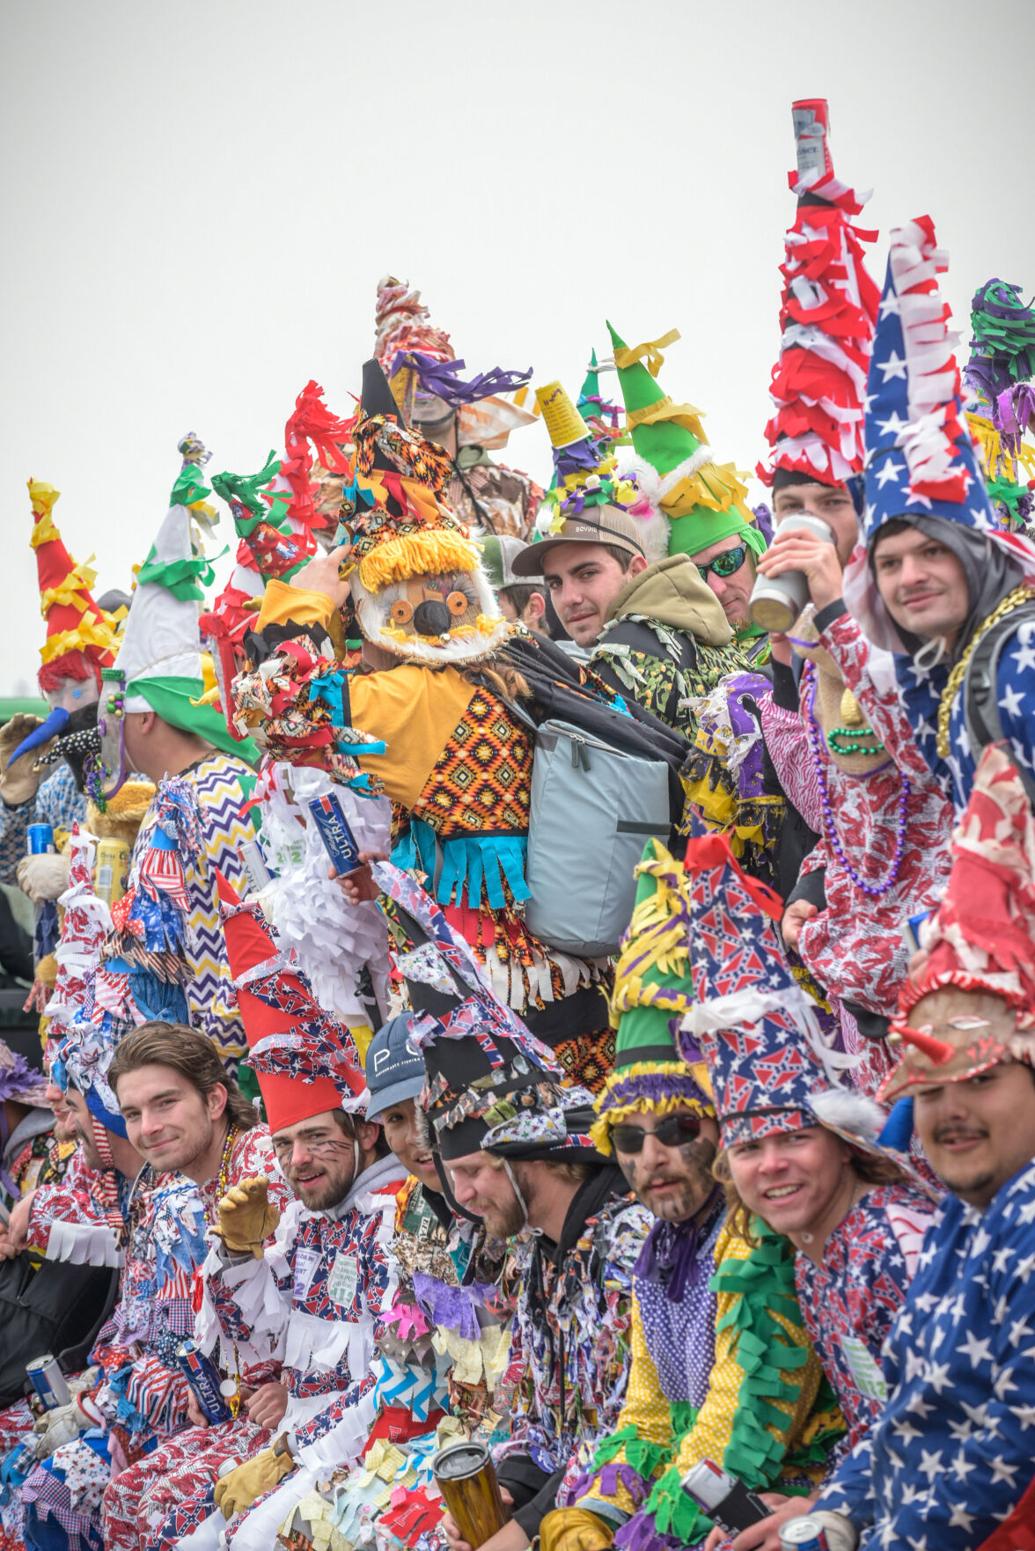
[[713, 1144, 908, 1246], [109, 1021, 258, 1130]]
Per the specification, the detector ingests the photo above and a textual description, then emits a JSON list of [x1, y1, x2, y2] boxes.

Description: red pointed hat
[[29, 480, 116, 692], [215, 871, 366, 1132], [759, 99, 879, 491]]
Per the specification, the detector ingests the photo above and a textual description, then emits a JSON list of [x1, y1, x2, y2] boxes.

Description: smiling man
[[791, 746, 1035, 1551], [541, 842, 845, 1551], [849, 216, 1035, 818]]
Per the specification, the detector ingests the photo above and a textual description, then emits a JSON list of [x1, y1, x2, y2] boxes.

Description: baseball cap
[[510, 508, 648, 578], [364, 1013, 425, 1121], [478, 535, 529, 591]]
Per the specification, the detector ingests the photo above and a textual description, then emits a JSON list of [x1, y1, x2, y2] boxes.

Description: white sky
[[2, 0, 1032, 693]]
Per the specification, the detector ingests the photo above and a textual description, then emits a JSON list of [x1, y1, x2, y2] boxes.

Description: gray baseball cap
[[510, 507, 648, 578], [364, 1013, 425, 1121]]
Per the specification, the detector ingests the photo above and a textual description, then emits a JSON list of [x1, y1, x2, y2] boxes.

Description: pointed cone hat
[[30, 480, 115, 694], [607, 323, 763, 559], [216, 870, 365, 1131], [112, 437, 259, 761]]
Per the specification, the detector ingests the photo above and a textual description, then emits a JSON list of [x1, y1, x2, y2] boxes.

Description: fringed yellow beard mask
[[351, 567, 510, 667]]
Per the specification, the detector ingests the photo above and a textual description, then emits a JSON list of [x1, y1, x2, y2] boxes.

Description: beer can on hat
[[779, 1519, 831, 1550], [26, 824, 55, 856], [175, 1340, 234, 1425], [748, 514, 836, 633], [26, 1354, 71, 1410], [307, 792, 363, 877], [432, 1441, 506, 1547], [94, 837, 130, 907]]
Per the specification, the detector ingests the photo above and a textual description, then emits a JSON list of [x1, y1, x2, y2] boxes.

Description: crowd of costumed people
[[2, 95, 1035, 1551]]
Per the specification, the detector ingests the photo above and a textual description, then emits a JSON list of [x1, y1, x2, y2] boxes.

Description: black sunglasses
[[611, 1114, 702, 1153], [695, 544, 748, 581]]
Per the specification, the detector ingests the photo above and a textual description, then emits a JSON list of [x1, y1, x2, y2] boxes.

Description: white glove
[[802, 1514, 858, 1551], [16, 851, 70, 904]]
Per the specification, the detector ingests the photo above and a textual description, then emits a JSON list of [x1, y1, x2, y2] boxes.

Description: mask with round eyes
[[91, 669, 129, 801], [351, 565, 510, 668]]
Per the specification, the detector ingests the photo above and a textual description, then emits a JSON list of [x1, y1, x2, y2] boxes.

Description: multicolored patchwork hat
[[680, 831, 884, 1147], [373, 273, 535, 450], [759, 98, 879, 492], [881, 744, 1035, 1101], [337, 359, 508, 667], [590, 838, 714, 1155], [373, 859, 600, 1163], [964, 280, 1035, 535]]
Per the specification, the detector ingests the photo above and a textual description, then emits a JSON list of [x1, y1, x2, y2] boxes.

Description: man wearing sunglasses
[[541, 842, 843, 1551]]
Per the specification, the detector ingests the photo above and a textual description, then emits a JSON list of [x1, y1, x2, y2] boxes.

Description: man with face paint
[[541, 843, 848, 1551], [1, 480, 117, 893], [785, 747, 1035, 1551], [243, 362, 615, 1095], [847, 216, 1035, 819], [374, 275, 543, 542]]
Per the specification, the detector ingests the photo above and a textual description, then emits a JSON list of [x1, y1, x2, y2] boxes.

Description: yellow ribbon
[[663, 458, 750, 517], [28, 480, 60, 525], [39, 561, 100, 617], [625, 396, 707, 442], [39, 617, 115, 664], [611, 327, 681, 378]]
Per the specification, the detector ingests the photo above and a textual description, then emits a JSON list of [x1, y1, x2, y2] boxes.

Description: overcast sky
[[2, 0, 1032, 693]]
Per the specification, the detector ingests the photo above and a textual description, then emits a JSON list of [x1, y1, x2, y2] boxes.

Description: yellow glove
[[213, 1175, 280, 1259], [0, 715, 48, 807], [539, 1508, 614, 1551], [214, 1444, 295, 1518]]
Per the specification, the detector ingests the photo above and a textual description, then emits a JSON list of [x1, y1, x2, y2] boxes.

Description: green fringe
[[710, 1224, 820, 1488], [644, 1464, 712, 1543], [593, 1426, 672, 1483]]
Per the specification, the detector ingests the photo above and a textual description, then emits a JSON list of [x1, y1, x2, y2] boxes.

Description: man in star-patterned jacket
[[791, 747, 1035, 1551]]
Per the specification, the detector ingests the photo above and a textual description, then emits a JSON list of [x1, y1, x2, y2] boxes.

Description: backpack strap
[[963, 600, 1035, 807]]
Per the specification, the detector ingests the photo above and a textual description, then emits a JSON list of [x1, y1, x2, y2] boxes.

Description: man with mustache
[[538, 841, 847, 1551], [781, 747, 1035, 1551]]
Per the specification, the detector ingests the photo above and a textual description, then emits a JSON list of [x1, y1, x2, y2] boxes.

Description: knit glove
[[214, 1444, 295, 1517], [17, 851, 70, 903], [540, 1509, 615, 1551], [213, 1176, 280, 1259], [0, 715, 48, 806]]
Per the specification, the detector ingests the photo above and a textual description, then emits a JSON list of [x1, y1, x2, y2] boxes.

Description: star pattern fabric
[[815, 1157, 1035, 1548], [892, 618, 1035, 815]]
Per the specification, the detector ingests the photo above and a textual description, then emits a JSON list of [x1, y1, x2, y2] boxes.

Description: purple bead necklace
[[805, 663, 911, 900]]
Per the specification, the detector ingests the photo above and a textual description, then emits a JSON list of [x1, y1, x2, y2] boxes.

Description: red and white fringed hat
[[759, 99, 880, 492], [216, 871, 367, 1132], [882, 744, 1035, 1100]]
